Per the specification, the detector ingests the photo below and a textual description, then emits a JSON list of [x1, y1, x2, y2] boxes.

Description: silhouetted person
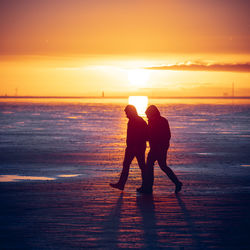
[[138, 105, 182, 194], [110, 105, 147, 191]]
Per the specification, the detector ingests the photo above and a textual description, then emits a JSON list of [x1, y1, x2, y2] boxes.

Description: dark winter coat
[[148, 116, 171, 149], [126, 116, 147, 149]]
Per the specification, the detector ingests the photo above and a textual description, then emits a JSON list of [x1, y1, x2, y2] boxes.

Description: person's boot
[[175, 181, 183, 193], [109, 183, 124, 191], [165, 168, 182, 193], [136, 186, 153, 194]]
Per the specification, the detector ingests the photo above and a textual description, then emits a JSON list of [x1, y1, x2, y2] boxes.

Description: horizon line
[[1, 95, 250, 99]]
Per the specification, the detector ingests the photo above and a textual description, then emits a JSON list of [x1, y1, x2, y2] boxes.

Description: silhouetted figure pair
[[110, 105, 182, 194]]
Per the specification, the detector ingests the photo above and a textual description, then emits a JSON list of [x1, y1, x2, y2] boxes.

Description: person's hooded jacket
[[125, 106, 147, 149], [146, 105, 171, 149]]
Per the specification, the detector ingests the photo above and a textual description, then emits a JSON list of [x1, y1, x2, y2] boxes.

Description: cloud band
[[145, 63, 250, 73]]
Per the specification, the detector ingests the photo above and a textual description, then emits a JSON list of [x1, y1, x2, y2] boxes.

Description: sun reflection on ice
[[57, 174, 80, 177], [0, 175, 55, 182], [128, 96, 148, 117]]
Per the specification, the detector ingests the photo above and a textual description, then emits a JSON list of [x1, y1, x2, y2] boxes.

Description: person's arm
[[165, 119, 171, 141], [126, 120, 137, 147]]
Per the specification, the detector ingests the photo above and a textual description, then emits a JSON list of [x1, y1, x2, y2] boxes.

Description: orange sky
[[0, 0, 249, 96]]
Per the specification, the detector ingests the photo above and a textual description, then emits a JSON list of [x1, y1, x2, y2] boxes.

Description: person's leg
[[135, 147, 146, 190], [110, 147, 134, 190], [157, 149, 182, 193], [140, 149, 156, 192]]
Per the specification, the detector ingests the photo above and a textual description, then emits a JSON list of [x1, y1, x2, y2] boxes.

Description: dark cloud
[[145, 63, 250, 73]]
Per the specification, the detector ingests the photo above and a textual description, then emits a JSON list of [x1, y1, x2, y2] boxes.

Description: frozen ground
[[0, 98, 250, 249]]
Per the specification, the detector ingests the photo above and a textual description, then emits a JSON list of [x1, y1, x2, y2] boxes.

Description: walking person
[[110, 105, 147, 191], [138, 105, 182, 194]]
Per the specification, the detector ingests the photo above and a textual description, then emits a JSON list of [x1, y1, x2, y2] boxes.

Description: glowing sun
[[127, 69, 149, 87]]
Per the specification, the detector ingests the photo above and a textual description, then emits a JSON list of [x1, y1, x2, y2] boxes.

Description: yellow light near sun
[[128, 69, 149, 87], [128, 96, 148, 116]]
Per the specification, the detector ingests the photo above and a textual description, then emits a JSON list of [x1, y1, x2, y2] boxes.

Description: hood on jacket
[[124, 105, 138, 119], [145, 105, 160, 119]]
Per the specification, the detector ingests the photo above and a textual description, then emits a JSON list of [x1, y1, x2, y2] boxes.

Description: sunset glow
[[0, 0, 249, 97]]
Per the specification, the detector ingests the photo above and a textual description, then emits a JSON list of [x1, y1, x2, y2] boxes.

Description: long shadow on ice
[[103, 192, 124, 248], [136, 193, 158, 249], [176, 194, 203, 248]]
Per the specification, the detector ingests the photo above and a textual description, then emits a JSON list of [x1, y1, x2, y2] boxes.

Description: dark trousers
[[145, 147, 180, 190], [117, 146, 146, 188]]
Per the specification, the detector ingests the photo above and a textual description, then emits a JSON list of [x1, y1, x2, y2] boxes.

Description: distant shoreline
[[0, 96, 250, 99]]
